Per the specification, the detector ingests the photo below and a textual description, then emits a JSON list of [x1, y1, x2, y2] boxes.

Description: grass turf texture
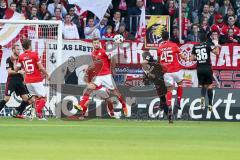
[[0, 118, 239, 160]]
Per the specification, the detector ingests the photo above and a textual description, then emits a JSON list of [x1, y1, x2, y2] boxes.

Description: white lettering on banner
[[92, 98, 103, 117], [217, 46, 231, 67], [189, 99, 202, 119], [148, 98, 160, 118], [177, 98, 190, 118], [224, 93, 235, 120], [211, 52, 217, 66], [233, 46, 240, 67], [61, 96, 78, 116]]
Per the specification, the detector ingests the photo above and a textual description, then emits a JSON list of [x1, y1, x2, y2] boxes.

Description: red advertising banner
[[179, 43, 240, 70]]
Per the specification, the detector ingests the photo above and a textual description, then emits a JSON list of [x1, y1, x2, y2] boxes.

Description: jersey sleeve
[[207, 41, 215, 52], [174, 45, 181, 54], [35, 53, 41, 63]]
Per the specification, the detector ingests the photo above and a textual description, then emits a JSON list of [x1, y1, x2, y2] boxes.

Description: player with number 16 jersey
[[16, 39, 49, 120]]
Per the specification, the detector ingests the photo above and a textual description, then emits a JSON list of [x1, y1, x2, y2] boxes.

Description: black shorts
[[197, 66, 213, 85], [5, 80, 29, 96], [154, 77, 167, 96]]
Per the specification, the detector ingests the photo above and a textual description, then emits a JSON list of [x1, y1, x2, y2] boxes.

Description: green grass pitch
[[0, 118, 239, 160]]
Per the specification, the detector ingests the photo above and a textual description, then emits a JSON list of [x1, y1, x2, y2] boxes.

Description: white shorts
[[92, 74, 116, 90], [164, 70, 183, 87], [26, 81, 46, 97]]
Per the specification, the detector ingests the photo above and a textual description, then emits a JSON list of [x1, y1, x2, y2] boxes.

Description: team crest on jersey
[[178, 44, 197, 67]]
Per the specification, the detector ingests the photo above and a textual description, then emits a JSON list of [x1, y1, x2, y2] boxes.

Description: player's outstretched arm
[[37, 62, 50, 80]]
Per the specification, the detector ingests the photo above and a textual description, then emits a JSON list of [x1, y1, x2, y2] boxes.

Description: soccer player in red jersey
[[16, 39, 50, 120], [157, 31, 186, 111], [74, 38, 128, 118]]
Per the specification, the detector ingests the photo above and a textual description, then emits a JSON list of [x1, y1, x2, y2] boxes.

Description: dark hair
[[88, 17, 94, 22], [162, 31, 169, 41], [32, 6, 38, 10], [199, 33, 207, 42], [12, 44, 19, 50], [54, 7, 61, 12], [92, 38, 100, 42], [22, 39, 31, 50], [114, 9, 121, 14], [142, 51, 154, 62], [10, 2, 17, 6]]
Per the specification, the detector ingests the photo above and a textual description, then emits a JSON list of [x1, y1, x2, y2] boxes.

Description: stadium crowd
[[0, 0, 240, 44]]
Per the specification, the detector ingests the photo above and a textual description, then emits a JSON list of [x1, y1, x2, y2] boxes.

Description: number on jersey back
[[192, 42, 213, 66], [18, 50, 43, 83]]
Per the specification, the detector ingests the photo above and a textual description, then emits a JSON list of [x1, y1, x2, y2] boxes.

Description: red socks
[[166, 91, 172, 107], [107, 101, 114, 116], [79, 93, 89, 113], [35, 98, 46, 118], [177, 86, 183, 105], [118, 96, 126, 109]]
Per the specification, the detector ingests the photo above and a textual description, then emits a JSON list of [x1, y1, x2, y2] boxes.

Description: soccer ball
[[113, 34, 124, 43]]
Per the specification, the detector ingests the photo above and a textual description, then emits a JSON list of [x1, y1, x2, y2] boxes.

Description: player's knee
[[177, 81, 183, 86], [4, 96, 10, 102], [87, 83, 96, 90], [207, 84, 213, 89]]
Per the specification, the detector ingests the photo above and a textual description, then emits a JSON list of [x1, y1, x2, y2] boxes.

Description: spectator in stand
[[211, 13, 227, 35], [167, 0, 177, 17], [98, 17, 108, 38], [199, 4, 211, 23], [233, 0, 240, 21], [219, 0, 232, 16], [51, 7, 63, 20], [29, 6, 39, 20], [181, 0, 193, 23], [17, 0, 30, 19], [67, 5, 84, 39], [170, 26, 185, 44], [102, 25, 115, 40], [208, 5, 216, 26], [199, 16, 211, 36], [127, 0, 144, 35], [108, 10, 122, 33], [63, 14, 79, 40], [0, 0, 7, 19], [38, 1, 51, 20], [3, 2, 16, 19], [117, 23, 132, 40], [48, 0, 67, 17], [111, 0, 128, 19], [84, 17, 101, 39], [208, 0, 220, 12], [187, 24, 202, 42], [223, 7, 237, 24], [222, 15, 240, 35], [219, 28, 240, 44], [28, 0, 38, 10], [173, 11, 191, 38], [147, 0, 168, 15]]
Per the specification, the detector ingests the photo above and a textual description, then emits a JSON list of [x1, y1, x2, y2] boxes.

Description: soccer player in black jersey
[[191, 33, 220, 111], [0, 44, 34, 118], [141, 51, 173, 123]]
